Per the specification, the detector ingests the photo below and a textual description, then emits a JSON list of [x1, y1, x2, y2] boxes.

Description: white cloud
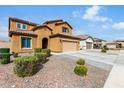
[[0, 23, 9, 41], [83, 6, 100, 20], [72, 11, 79, 17], [73, 5, 112, 23], [102, 23, 112, 29], [112, 22, 124, 30], [95, 16, 112, 22], [82, 6, 112, 22], [102, 25, 108, 29]]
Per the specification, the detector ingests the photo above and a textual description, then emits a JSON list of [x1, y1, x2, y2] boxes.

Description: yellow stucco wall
[[55, 23, 72, 35], [50, 37, 62, 52], [34, 27, 52, 49], [11, 34, 37, 53], [9, 20, 36, 31], [46, 22, 72, 35]]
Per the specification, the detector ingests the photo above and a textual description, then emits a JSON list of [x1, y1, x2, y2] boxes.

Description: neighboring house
[[77, 35, 94, 49], [93, 38, 106, 49], [0, 40, 10, 48], [106, 42, 118, 49], [8, 17, 81, 53], [114, 40, 124, 48]]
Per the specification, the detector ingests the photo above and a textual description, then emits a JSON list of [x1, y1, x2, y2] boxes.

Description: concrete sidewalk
[[104, 50, 124, 88]]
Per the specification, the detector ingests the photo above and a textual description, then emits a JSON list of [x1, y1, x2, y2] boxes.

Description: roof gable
[[43, 19, 63, 24], [32, 25, 53, 31], [9, 17, 38, 26], [55, 21, 73, 29]]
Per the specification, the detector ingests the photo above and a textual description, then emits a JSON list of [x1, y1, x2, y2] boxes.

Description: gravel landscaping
[[0, 55, 112, 88]]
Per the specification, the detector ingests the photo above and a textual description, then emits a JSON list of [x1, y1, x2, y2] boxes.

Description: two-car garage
[[49, 33, 81, 52], [62, 41, 77, 51]]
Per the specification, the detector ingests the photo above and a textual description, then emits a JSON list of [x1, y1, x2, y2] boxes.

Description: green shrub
[[101, 48, 107, 53], [34, 48, 51, 57], [34, 48, 42, 53], [12, 52, 18, 58], [76, 58, 85, 65], [0, 53, 10, 64], [0, 48, 10, 53], [103, 45, 109, 50], [42, 49, 51, 57], [0, 59, 9, 64], [14, 56, 39, 77], [35, 53, 47, 62], [74, 65, 88, 76]]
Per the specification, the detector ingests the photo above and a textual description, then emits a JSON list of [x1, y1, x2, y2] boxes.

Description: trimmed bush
[[42, 49, 51, 57], [103, 45, 109, 50], [101, 48, 107, 53], [35, 53, 47, 62], [74, 65, 88, 76], [0, 48, 10, 53], [34, 48, 51, 57], [14, 56, 39, 77], [0, 53, 10, 64], [76, 58, 85, 65], [34, 48, 42, 53]]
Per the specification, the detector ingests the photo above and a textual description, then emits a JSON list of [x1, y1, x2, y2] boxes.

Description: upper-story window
[[17, 23, 27, 30], [22, 24, 27, 30], [17, 23, 21, 29], [62, 27, 68, 33]]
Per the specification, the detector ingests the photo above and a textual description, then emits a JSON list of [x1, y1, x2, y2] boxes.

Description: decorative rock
[[0, 55, 111, 88], [25, 79, 29, 83], [11, 85, 15, 88]]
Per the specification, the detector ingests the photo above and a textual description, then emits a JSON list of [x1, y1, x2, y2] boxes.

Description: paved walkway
[[104, 50, 124, 88]]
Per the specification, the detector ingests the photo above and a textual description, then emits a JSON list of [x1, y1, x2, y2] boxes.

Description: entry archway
[[42, 38, 48, 49]]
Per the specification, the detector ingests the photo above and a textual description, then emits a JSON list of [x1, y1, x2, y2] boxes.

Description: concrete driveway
[[53, 50, 119, 70]]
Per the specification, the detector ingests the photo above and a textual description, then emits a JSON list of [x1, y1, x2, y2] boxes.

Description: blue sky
[[0, 5, 124, 41]]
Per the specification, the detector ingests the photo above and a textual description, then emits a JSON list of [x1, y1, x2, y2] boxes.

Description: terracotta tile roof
[[77, 35, 90, 40], [9, 30, 37, 37], [32, 24, 53, 31], [115, 40, 124, 42], [106, 42, 118, 45], [93, 37, 106, 42], [55, 21, 73, 29], [43, 19, 63, 24], [9, 17, 39, 26], [43, 19, 73, 29], [50, 33, 82, 40]]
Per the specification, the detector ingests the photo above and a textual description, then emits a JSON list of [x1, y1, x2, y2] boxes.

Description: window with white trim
[[17, 23, 27, 30], [21, 37, 31, 48], [62, 27, 68, 33]]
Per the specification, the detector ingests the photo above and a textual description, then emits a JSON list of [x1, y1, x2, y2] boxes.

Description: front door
[[42, 38, 48, 49]]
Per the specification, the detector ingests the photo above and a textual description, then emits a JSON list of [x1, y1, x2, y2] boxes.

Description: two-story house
[[9, 17, 81, 53]]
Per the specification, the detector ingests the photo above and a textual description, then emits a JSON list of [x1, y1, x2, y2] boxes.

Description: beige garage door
[[86, 42, 92, 49], [62, 41, 77, 51]]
